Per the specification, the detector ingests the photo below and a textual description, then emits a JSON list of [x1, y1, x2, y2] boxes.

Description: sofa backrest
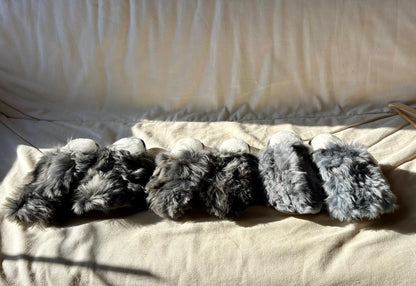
[[1, 1, 416, 120]]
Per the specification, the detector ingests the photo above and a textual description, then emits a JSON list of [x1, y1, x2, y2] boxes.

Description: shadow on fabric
[[1, 253, 161, 280]]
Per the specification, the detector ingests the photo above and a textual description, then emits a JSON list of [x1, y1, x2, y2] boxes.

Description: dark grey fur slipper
[[258, 131, 324, 215], [145, 138, 214, 220], [310, 133, 397, 221], [200, 139, 263, 219], [5, 139, 99, 227], [72, 137, 155, 215]]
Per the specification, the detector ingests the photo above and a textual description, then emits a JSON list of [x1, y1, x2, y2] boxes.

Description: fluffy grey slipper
[[72, 137, 155, 215], [145, 138, 214, 220], [5, 138, 99, 227], [200, 139, 263, 219], [310, 133, 397, 221], [258, 131, 324, 215]]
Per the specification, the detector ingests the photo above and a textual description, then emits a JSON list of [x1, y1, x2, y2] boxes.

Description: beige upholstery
[[1, 1, 416, 285]]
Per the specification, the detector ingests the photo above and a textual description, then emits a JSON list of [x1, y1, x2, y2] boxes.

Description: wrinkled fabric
[[1, 1, 416, 285], [1, 0, 416, 120], [1, 116, 416, 285]]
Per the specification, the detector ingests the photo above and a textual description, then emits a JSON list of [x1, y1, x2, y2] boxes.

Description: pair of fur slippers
[[259, 131, 397, 221], [146, 138, 263, 220], [5, 137, 155, 227]]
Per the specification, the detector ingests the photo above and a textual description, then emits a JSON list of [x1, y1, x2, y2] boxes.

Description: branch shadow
[[1, 253, 161, 280]]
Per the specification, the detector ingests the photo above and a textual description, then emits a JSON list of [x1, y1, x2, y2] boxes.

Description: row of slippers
[[5, 131, 397, 228]]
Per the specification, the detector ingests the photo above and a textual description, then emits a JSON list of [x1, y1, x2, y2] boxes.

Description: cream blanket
[[1, 1, 416, 284], [1, 111, 416, 285]]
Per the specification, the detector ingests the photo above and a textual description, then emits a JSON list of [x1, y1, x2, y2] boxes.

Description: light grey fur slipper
[[310, 133, 397, 221], [258, 131, 324, 215]]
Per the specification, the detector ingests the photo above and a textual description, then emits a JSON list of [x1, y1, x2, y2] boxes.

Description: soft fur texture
[[258, 135, 324, 214], [200, 151, 263, 219], [145, 150, 215, 220], [311, 139, 397, 221], [5, 140, 99, 227], [72, 148, 155, 215]]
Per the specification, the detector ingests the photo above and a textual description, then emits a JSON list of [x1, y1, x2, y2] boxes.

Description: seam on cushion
[[366, 123, 416, 170], [396, 155, 416, 169], [2, 110, 406, 140], [159, 109, 399, 123], [138, 112, 398, 125], [0, 98, 42, 121], [384, 152, 416, 170], [0, 110, 399, 124], [365, 122, 410, 149], [0, 118, 44, 153], [221, 112, 397, 123], [319, 114, 399, 135], [3, 112, 404, 138], [390, 103, 416, 129]]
